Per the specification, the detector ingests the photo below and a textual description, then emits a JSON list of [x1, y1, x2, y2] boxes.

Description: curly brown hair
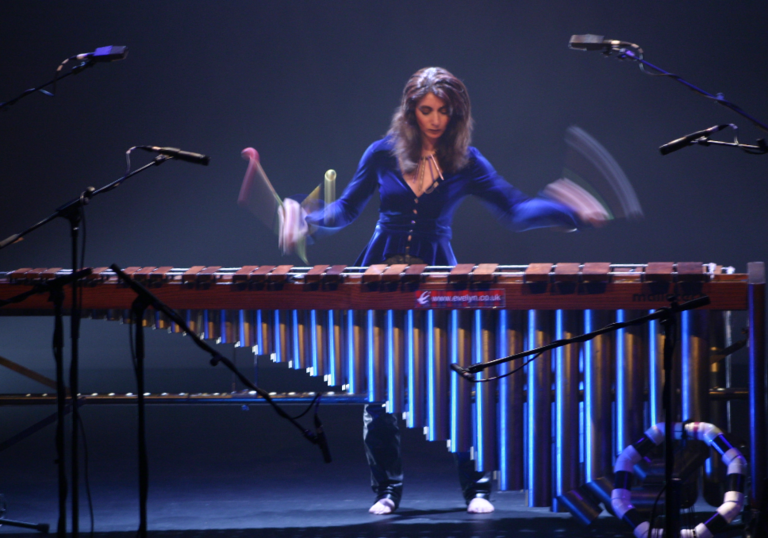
[[387, 67, 473, 174]]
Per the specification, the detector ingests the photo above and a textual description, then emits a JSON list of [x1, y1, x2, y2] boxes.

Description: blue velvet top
[[305, 137, 580, 266]]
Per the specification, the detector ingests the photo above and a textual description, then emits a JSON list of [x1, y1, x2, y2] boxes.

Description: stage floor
[[0, 403, 641, 538], [0, 349, 745, 538]]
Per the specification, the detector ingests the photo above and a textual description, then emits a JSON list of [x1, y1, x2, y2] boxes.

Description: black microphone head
[[683, 295, 711, 310], [449, 362, 476, 382], [449, 363, 466, 375], [569, 34, 606, 51]]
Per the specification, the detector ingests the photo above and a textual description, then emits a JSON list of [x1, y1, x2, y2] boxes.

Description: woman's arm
[[279, 140, 384, 256], [303, 141, 383, 236], [466, 148, 596, 231]]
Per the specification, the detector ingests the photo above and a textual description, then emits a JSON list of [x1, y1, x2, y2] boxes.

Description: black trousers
[[363, 403, 491, 509]]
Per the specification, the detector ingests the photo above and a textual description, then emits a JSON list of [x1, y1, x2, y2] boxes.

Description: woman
[[280, 67, 605, 514]]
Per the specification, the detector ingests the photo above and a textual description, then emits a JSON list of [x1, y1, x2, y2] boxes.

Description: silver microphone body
[[141, 146, 210, 166], [659, 125, 730, 155]]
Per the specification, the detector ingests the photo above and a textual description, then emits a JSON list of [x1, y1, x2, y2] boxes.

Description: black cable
[[79, 199, 87, 272], [468, 351, 545, 383], [124, 147, 136, 177], [686, 505, 696, 538], [648, 481, 666, 538], [231, 347, 237, 393], [76, 412, 95, 538], [129, 320, 137, 372], [291, 393, 322, 420], [51, 58, 72, 98], [612, 44, 768, 136]]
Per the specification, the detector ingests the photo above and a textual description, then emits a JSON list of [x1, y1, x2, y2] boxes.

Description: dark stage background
[[2, 1, 768, 366], [0, 1, 766, 532]]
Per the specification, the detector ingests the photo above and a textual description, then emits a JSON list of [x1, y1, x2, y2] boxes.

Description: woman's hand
[[543, 178, 609, 228], [278, 198, 308, 255]]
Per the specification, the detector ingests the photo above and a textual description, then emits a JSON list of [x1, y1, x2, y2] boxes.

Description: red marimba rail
[[0, 262, 750, 312]]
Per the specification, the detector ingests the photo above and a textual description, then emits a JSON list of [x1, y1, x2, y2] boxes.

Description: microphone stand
[[0, 492, 48, 535], [682, 136, 768, 155], [660, 302, 681, 538], [0, 155, 168, 538], [0, 59, 98, 113], [109, 264, 331, 538], [0, 268, 92, 536], [581, 42, 768, 154], [0, 157, 168, 251], [451, 295, 711, 537], [607, 46, 768, 135], [129, 292, 151, 538]]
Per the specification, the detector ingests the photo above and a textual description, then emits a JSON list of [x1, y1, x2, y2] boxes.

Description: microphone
[[75, 46, 128, 62], [140, 146, 210, 166], [450, 363, 476, 382], [313, 414, 332, 463], [659, 125, 729, 155], [569, 35, 627, 52], [0, 233, 22, 249], [672, 295, 711, 313]]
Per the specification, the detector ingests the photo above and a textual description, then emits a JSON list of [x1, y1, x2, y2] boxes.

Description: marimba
[[1, 262, 765, 509]]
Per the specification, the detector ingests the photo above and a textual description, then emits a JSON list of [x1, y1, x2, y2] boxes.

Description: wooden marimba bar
[[1, 262, 765, 509]]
